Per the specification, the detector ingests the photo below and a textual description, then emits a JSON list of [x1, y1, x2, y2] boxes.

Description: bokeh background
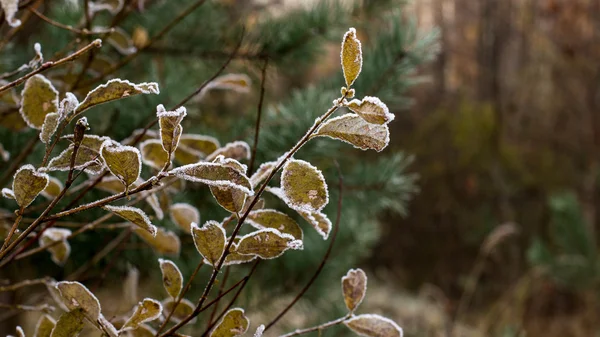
[[1, 0, 600, 336]]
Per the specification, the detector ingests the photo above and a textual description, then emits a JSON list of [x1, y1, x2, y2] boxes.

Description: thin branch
[[0, 303, 55, 313], [278, 314, 351, 337], [0, 39, 102, 95], [248, 57, 268, 174], [28, 7, 114, 35], [265, 161, 344, 331], [0, 277, 51, 292]]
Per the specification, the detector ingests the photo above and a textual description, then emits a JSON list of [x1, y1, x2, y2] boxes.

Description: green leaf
[[169, 162, 253, 196], [209, 308, 249, 337], [236, 228, 302, 260], [341, 28, 362, 87], [158, 258, 183, 299], [122, 298, 163, 331], [246, 209, 303, 240], [134, 226, 180, 256], [169, 203, 200, 233], [157, 104, 187, 155], [344, 314, 403, 337], [34, 314, 56, 337], [50, 309, 85, 337], [314, 114, 390, 152], [104, 205, 156, 236], [281, 159, 328, 213], [55, 281, 101, 321], [140, 139, 170, 170], [342, 268, 367, 312], [20, 74, 59, 129], [13, 164, 49, 208], [191, 221, 226, 266], [346, 96, 394, 125]]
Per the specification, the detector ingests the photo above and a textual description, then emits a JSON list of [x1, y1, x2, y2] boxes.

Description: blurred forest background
[[1, 0, 600, 336]]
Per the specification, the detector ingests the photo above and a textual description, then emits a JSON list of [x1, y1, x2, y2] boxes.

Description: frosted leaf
[[73, 79, 159, 118], [254, 325, 265, 337], [157, 104, 187, 155], [40, 113, 61, 144], [39, 228, 72, 266], [64, 134, 111, 149], [213, 155, 248, 174], [88, 0, 124, 14], [236, 228, 303, 260], [169, 162, 253, 196], [0, 0, 21, 27], [342, 268, 367, 312], [281, 159, 328, 213], [169, 203, 200, 233], [34, 314, 56, 337], [134, 226, 180, 256], [314, 114, 390, 152], [122, 298, 162, 331], [13, 164, 49, 208], [250, 161, 276, 188], [161, 298, 195, 324], [41, 176, 63, 199], [55, 281, 101, 320], [103, 27, 137, 55], [139, 139, 169, 170], [223, 241, 257, 266], [2, 188, 15, 199], [98, 314, 119, 337], [49, 308, 85, 337], [127, 324, 156, 337], [0, 142, 9, 161], [179, 134, 220, 157], [101, 144, 142, 189], [207, 74, 252, 93], [210, 185, 247, 213], [59, 92, 79, 116], [341, 28, 363, 87], [20, 74, 59, 129], [343, 314, 403, 337], [95, 175, 130, 193], [104, 205, 156, 236], [241, 197, 265, 214], [210, 308, 249, 337], [158, 258, 183, 299], [123, 266, 139, 308], [346, 96, 394, 125], [47, 136, 111, 174], [205, 141, 251, 162], [191, 221, 226, 266], [46, 280, 69, 312], [246, 209, 303, 240], [146, 193, 164, 220]]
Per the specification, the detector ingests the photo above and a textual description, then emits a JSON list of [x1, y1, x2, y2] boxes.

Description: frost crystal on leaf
[[161, 298, 196, 324], [134, 226, 180, 256], [191, 221, 226, 266], [55, 281, 102, 321], [236, 228, 303, 260], [210, 308, 250, 337], [346, 96, 394, 125], [2, 188, 15, 200], [1, 0, 21, 27], [246, 209, 303, 240], [158, 258, 183, 299], [140, 139, 170, 170], [341, 268, 367, 312], [104, 205, 156, 236], [59, 92, 79, 117], [13, 164, 49, 208], [169, 162, 253, 196], [169, 203, 200, 233], [20, 74, 59, 129], [157, 104, 187, 155], [101, 143, 142, 189], [343, 314, 403, 337], [40, 112, 61, 144], [341, 27, 363, 87], [122, 298, 163, 331], [205, 141, 251, 162], [254, 325, 265, 337], [281, 159, 329, 213], [314, 114, 390, 152]]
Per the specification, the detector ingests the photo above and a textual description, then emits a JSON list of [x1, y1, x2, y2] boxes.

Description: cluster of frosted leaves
[[1, 0, 21, 27], [19, 74, 59, 130], [10, 164, 49, 208], [39, 228, 72, 266], [169, 203, 200, 233], [103, 205, 156, 236], [46, 135, 111, 174], [209, 308, 249, 337], [157, 104, 186, 156]]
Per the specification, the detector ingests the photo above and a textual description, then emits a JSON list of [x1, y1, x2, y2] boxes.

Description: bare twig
[[0, 303, 55, 313], [0, 277, 51, 292], [1, 207, 24, 251]]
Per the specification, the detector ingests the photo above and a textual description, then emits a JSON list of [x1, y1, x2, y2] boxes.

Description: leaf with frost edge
[[343, 314, 403, 337], [191, 221, 226, 266], [341, 268, 367, 312], [158, 258, 183, 299], [2, 188, 15, 199], [19, 74, 59, 129], [40, 112, 61, 143], [104, 205, 156, 236], [169, 162, 253, 196], [13, 164, 50, 208], [139, 139, 169, 170], [341, 27, 363, 87], [121, 298, 163, 331], [206, 141, 251, 162], [281, 159, 329, 213], [236, 228, 303, 260], [161, 298, 196, 324], [39, 228, 72, 266], [314, 114, 390, 152], [100, 143, 142, 188], [55, 281, 102, 321], [246, 209, 303, 240], [346, 96, 395, 125], [157, 104, 187, 155], [210, 308, 249, 337], [34, 314, 56, 337], [169, 203, 200, 233]]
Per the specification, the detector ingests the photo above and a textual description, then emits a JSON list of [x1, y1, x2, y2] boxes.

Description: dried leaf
[[236, 228, 302, 260], [314, 114, 389, 152], [158, 258, 183, 299], [343, 314, 403, 337], [101, 144, 142, 188], [40, 112, 61, 143], [169, 203, 200, 233], [122, 298, 162, 331], [205, 141, 250, 162], [104, 205, 156, 236], [179, 134, 220, 157], [34, 314, 56, 337], [55, 281, 101, 320], [207, 74, 252, 93], [169, 162, 253, 196], [2, 188, 15, 199], [104, 27, 137, 55], [342, 268, 367, 312], [210, 308, 249, 337], [134, 227, 180, 256], [39, 228, 72, 265], [157, 104, 187, 156], [346, 97, 394, 125], [191, 221, 226, 266], [20, 74, 59, 129], [50, 308, 85, 337], [13, 164, 49, 208], [250, 161, 275, 188], [1, 0, 21, 27], [140, 139, 169, 170], [341, 27, 363, 87], [246, 209, 303, 240], [281, 159, 328, 213], [161, 298, 195, 324], [73, 79, 159, 117]]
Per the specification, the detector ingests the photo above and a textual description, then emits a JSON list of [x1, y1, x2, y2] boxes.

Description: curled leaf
[[169, 162, 253, 196], [122, 298, 163, 331], [101, 143, 142, 188], [314, 114, 389, 152], [20, 74, 59, 129], [158, 258, 183, 299], [236, 228, 302, 260], [134, 226, 180, 256], [162, 298, 195, 324], [205, 141, 251, 162], [1, 0, 21, 27], [298, 210, 332, 240], [246, 209, 303, 240], [50, 308, 85, 337], [210, 308, 249, 337], [342, 268, 367, 312], [2, 188, 15, 199], [55, 281, 101, 320], [341, 27, 363, 87], [13, 164, 49, 208], [169, 203, 200, 233], [346, 96, 394, 125], [281, 159, 328, 213], [191, 221, 226, 266], [40, 112, 61, 144], [343, 314, 403, 337], [34, 314, 56, 337], [104, 205, 156, 236], [39, 228, 72, 266], [157, 104, 186, 156], [139, 139, 169, 170]]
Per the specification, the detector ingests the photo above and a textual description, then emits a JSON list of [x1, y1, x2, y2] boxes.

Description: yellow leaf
[[346, 96, 394, 125], [34, 314, 56, 337], [122, 298, 163, 331], [101, 144, 142, 188], [134, 226, 180, 256], [169, 203, 200, 233], [281, 159, 328, 213], [341, 268, 367, 312], [246, 209, 303, 240], [191, 221, 226, 266], [314, 114, 390, 152], [158, 258, 183, 299], [104, 205, 156, 236], [55, 281, 101, 320], [343, 314, 403, 337], [13, 164, 49, 208], [210, 308, 249, 337], [236, 228, 302, 260], [341, 27, 363, 87], [19, 74, 59, 129], [157, 104, 187, 155]]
